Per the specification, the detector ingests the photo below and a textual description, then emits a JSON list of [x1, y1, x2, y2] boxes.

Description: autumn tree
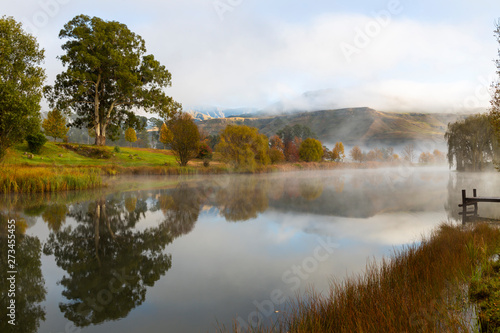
[[299, 138, 323, 162], [42, 108, 68, 141], [167, 113, 200, 166], [159, 123, 173, 149], [277, 125, 315, 162], [125, 127, 137, 147], [433, 149, 446, 164], [332, 142, 345, 161], [216, 125, 270, 172], [419, 152, 434, 164], [269, 135, 285, 164], [350, 145, 363, 162], [45, 15, 181, 146], [0, 16, 46, 160]]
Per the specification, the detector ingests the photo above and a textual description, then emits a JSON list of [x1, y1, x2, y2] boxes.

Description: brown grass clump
[[226, 223, 500, 333]]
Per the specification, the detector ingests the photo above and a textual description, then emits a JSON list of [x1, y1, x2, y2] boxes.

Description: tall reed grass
[[227, 223, 500, 333], [0, 167, 102, 193]]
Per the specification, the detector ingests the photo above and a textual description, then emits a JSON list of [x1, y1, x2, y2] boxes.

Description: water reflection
[[42, 195, 173, 327], [2, 169, 500, 332], [0, 212, 46, 333], [445, 171, 500, 221], [158, 183, 206, 238], [216, 177, 269, 222]]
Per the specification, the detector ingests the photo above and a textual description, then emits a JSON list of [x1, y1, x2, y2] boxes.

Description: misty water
[[3, 167, 500, 333]]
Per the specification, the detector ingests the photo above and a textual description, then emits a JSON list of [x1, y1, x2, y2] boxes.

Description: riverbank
[[223, 222, 500, 333], [0, 142, 408, 193]]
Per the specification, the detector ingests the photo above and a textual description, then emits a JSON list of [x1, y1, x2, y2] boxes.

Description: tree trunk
[[95, 123, 107, 146], [95, 201, 101, 266], [95, 135, 106, 146]]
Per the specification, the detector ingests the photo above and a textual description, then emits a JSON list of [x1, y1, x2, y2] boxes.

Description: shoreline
[[0, 142, 447, 193], [222, 222, 500, 332]]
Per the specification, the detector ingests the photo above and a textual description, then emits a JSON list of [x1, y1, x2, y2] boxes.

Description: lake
[[2, 167, 500, 333]]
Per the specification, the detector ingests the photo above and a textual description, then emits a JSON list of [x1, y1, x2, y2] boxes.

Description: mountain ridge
[[196, 107, 464, 148]]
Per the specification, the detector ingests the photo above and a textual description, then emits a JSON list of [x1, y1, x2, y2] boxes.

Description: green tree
[[299, 138, 323, 162], [26, 132, 47, 154], [445, 114, 498, 171], [168, 113, 200, 166], [124, 127, 137, 147], [159, 123, 173, 149], [0, 16, 46, 160], [42, 109, 68, 141], [491, 21, 500, 152], [45, 15, 181, 146], [216, 125, 270, 172]]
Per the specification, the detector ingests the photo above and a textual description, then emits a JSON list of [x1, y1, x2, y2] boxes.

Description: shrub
[[269, 147, 285, 164], [113, 145, 121, 153], [26, 133, 48, 154], [299, 138, 323, 162], [197, 142, 213, 160]]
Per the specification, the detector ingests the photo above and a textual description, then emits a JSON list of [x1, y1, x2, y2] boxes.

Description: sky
[[3, 0, 500, 113]]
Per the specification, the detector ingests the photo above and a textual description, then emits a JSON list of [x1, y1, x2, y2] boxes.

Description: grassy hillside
[[2, 142, 178, 168], [197, 108, 462, 146], [0, 142, 232, 193]]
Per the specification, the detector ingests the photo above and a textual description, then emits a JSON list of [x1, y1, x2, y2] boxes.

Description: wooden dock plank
[[460, 189, 500, 224]]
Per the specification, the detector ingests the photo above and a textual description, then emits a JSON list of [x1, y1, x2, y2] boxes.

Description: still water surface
[[2, 167, 500, 333]]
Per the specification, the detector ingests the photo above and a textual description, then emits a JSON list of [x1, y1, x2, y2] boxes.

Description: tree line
[[3, 13, 500, 172]]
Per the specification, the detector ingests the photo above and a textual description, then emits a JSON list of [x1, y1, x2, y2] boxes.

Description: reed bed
[[0, 167, 102, 193], [228, 223, 500, 333]]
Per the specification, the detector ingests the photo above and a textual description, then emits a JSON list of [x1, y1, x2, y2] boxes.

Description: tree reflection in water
[[216, 177, 269, 222], [43, 193, 173, 327], [159, 183, 205, 238], [0, 212, 46, 333]]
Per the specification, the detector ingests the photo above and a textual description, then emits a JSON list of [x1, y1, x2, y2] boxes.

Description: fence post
[[473, 189, 478, 219], [462, 189, 467, 225]]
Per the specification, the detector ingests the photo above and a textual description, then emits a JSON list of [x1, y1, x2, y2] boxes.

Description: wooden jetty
[[459, 189, 500, 224]]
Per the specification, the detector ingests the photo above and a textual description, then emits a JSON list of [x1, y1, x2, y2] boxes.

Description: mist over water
[[2, 168, 500, 332]]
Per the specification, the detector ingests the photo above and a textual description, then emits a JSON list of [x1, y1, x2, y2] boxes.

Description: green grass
[[0, 142, 233, 192], [3, 142, 178, 167], [0, 166, 102, 193]]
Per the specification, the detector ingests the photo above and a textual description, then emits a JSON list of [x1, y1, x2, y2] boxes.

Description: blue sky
[[3, 0, 500, 113]]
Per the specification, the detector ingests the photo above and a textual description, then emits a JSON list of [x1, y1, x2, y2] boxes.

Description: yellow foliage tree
[[299, 138, 323, 162], [125, 127, 137, 147], [332, 142, 345, 161], [159, 123, 173, 149], [216, 125, 270, 171]]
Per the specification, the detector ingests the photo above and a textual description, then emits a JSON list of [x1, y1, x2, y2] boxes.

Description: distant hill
[[196, 107, 463, 148], [184, 106, 258, 121]]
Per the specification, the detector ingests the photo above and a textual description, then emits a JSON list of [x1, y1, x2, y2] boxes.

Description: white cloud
[[2, 0, 499, 112]]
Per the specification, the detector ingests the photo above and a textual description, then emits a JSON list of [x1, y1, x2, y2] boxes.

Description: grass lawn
[[2, 142, 178, 167]]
